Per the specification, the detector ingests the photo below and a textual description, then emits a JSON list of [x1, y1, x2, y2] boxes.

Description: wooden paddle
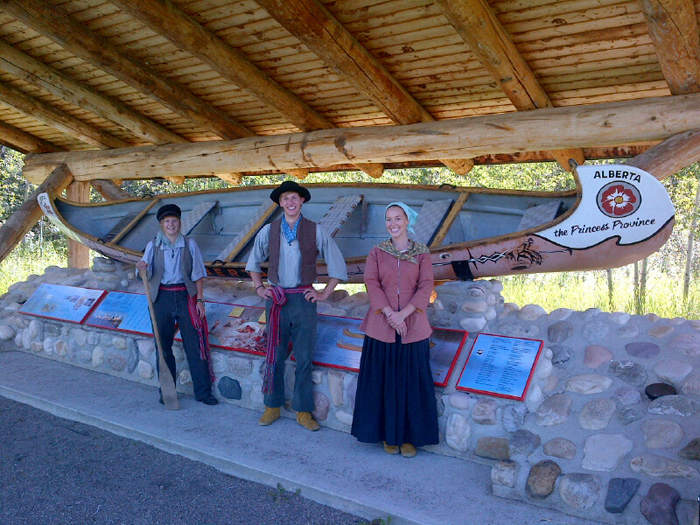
[[138, 267, 180, 410]]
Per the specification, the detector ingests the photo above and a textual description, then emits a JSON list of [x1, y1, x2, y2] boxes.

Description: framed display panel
[[84, 291, 153, 336], [20, 283, 105, 324], [293, 314, 467, 387], [456, 333, 544, 401], [175, 302, 267, 356]]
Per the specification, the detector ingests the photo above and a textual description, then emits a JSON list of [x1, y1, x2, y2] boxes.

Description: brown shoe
[[400, 443, 417, 458], [383, 442, 399, 455], [258, 406, 280, 426], [296, 411, 320, 431]]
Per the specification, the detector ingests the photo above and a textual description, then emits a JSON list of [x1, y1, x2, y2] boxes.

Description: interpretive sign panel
[[20, 283, 104, 323], [176, 302, 266, 355], [85, 291, 153, 336], [456, 333, 543, 400], [300, 315, 467, 387]]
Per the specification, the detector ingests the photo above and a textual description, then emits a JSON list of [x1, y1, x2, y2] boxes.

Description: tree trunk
[[684, 169, 700, 300]]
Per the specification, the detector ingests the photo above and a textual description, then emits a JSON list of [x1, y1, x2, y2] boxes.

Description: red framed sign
[[456, 333, 543, 401], [84, 290, 153, 336], [20, 283, 105, 324]]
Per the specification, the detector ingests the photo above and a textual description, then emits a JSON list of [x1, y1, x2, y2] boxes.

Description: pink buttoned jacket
[[359, 246, 434, 344]]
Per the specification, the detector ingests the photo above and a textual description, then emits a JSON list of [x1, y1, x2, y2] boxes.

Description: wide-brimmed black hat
[[156, 204, 181, 221], [269, 180, 311, 204]]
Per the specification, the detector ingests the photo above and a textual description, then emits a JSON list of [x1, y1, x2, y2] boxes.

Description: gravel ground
[[0, 395, 368, 525]]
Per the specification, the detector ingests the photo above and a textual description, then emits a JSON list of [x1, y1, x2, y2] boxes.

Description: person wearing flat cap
[[246, 180, 347, 431], [136, 203, 218, 406]]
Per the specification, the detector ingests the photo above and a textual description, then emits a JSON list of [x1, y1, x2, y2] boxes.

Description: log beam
[[20, 93, 700, 183], [66, 181, 90, 268], [433, 0, 585, 171], [0, 0, 252, 141], [0, 80, 129, 149], [0, 39, 186, 145], [253, 0, 473, 175], [0, 121, 60, 153], [627, 128, 700, 179], [637, 0, 700, 95], [0, 164, 73, 265], [89, 180, 132, 202], [109, 0, 381, 178]]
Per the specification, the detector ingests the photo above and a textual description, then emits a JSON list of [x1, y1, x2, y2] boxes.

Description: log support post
[[0, 164, 73, 265], [66, 180, 91, 269]]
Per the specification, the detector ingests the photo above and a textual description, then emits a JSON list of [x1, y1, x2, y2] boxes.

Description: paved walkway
[[0, 351, 605, 525]]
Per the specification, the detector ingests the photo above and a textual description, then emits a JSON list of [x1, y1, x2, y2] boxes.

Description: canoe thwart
[[214, 201, 278, 262], [319, 194, 363, 237], [181, 200, 218, 236], [517, 201, 567, 231], [412, 199, 454, 246], [102, 200, 158, 244]]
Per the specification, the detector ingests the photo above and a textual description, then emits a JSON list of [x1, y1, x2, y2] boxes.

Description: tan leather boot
[[383, 442, 399, 455], [296, 411, 320, 431], [258, 406, 280, 426], [400, 443, 417, 458]]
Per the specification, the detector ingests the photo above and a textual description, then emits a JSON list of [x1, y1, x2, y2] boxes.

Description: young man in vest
[[247, 181, 347, 431], [136, 204, 218, 406]]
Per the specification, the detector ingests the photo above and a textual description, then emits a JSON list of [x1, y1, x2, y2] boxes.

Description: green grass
[[0, 242, 66, 295]]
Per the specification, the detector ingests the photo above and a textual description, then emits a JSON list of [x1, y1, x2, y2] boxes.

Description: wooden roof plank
[[0, 0, 255, 140], [0, 78, 129, 148], [107, 0, 382, 177], [0, 39, 187, 145], [0, 119, 61, 152]]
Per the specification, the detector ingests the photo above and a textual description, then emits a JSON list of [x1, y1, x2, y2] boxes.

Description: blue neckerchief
[[155, 231, 184, 249], [281, 216, 301, 245]]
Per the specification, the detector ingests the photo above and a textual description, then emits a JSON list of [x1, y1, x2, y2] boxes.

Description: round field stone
[[474, 437, 510, 460], [579, 398, 615, 430], [558, 473, 602, 510], [609, 361, 647, 387], [583, 320, 609, 341], [509, 429, 540, 456], [640, 483, 681, 525], [544, 437, 576, 459], [582, 434, 633, 471], [625, 341, 660, 358], [491, 460, 519, 488], [502, 404, 527, 432], [550, 344, 572, 369], [583, 345, 613, 369], [566, 374, 613, 394], [679, 438, 700, 460], [445, 413, 470, 452], [618, 405, 645, 426], [218, 376, 242, 400], [640, 419, 684, 448], [669, 332, 700, 357], [614, 385, 641, 406], [547, 321, 572, 343], [535, 393, 572, 427], [630, 454, 700, 478], [648, 395, 699, 417], [604, 478, 641, 513], [526, 460, 561, 498], [645, 383, 676, 400], [653, 360, 692, 387]]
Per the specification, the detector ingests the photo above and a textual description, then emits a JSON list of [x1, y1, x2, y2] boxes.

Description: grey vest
[[268, 217, 317, 286], [148, 236, 197, 301]]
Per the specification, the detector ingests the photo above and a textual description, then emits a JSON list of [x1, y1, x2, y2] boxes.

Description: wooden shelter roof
[[0, 0, 699, 180]]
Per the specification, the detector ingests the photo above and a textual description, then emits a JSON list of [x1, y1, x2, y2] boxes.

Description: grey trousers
[[264, 293, 317, 412]]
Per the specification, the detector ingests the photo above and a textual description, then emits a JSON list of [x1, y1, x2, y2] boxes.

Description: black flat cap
[[156, 204, 181, 221], [269, 180, 311, 204]]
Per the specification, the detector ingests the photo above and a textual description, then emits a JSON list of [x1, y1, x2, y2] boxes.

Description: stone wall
[[0, 257, 699, 525]]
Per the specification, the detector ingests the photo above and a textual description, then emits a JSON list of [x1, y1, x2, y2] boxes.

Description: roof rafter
[[0, 79, 129, 149], [107, 0, 382, 178], [0, 38, 186, 146], [253, 0, 475, 176], [0, 0, 252, 141], [432, 0, 585, 172], [0, 120, 60, 153], [637, 0, 700, 95]]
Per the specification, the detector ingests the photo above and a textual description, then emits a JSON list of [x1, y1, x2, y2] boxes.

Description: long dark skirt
[[351, 335, 439, 447]]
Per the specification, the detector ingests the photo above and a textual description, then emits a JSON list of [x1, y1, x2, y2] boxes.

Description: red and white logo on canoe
[[597, 182, 641, 218]]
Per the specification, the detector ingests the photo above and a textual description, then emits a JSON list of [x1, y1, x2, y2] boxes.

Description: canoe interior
[[54, 185, 578, 263]]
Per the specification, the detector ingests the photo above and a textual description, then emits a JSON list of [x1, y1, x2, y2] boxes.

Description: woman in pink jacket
[[351, 202, 439, 458]]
